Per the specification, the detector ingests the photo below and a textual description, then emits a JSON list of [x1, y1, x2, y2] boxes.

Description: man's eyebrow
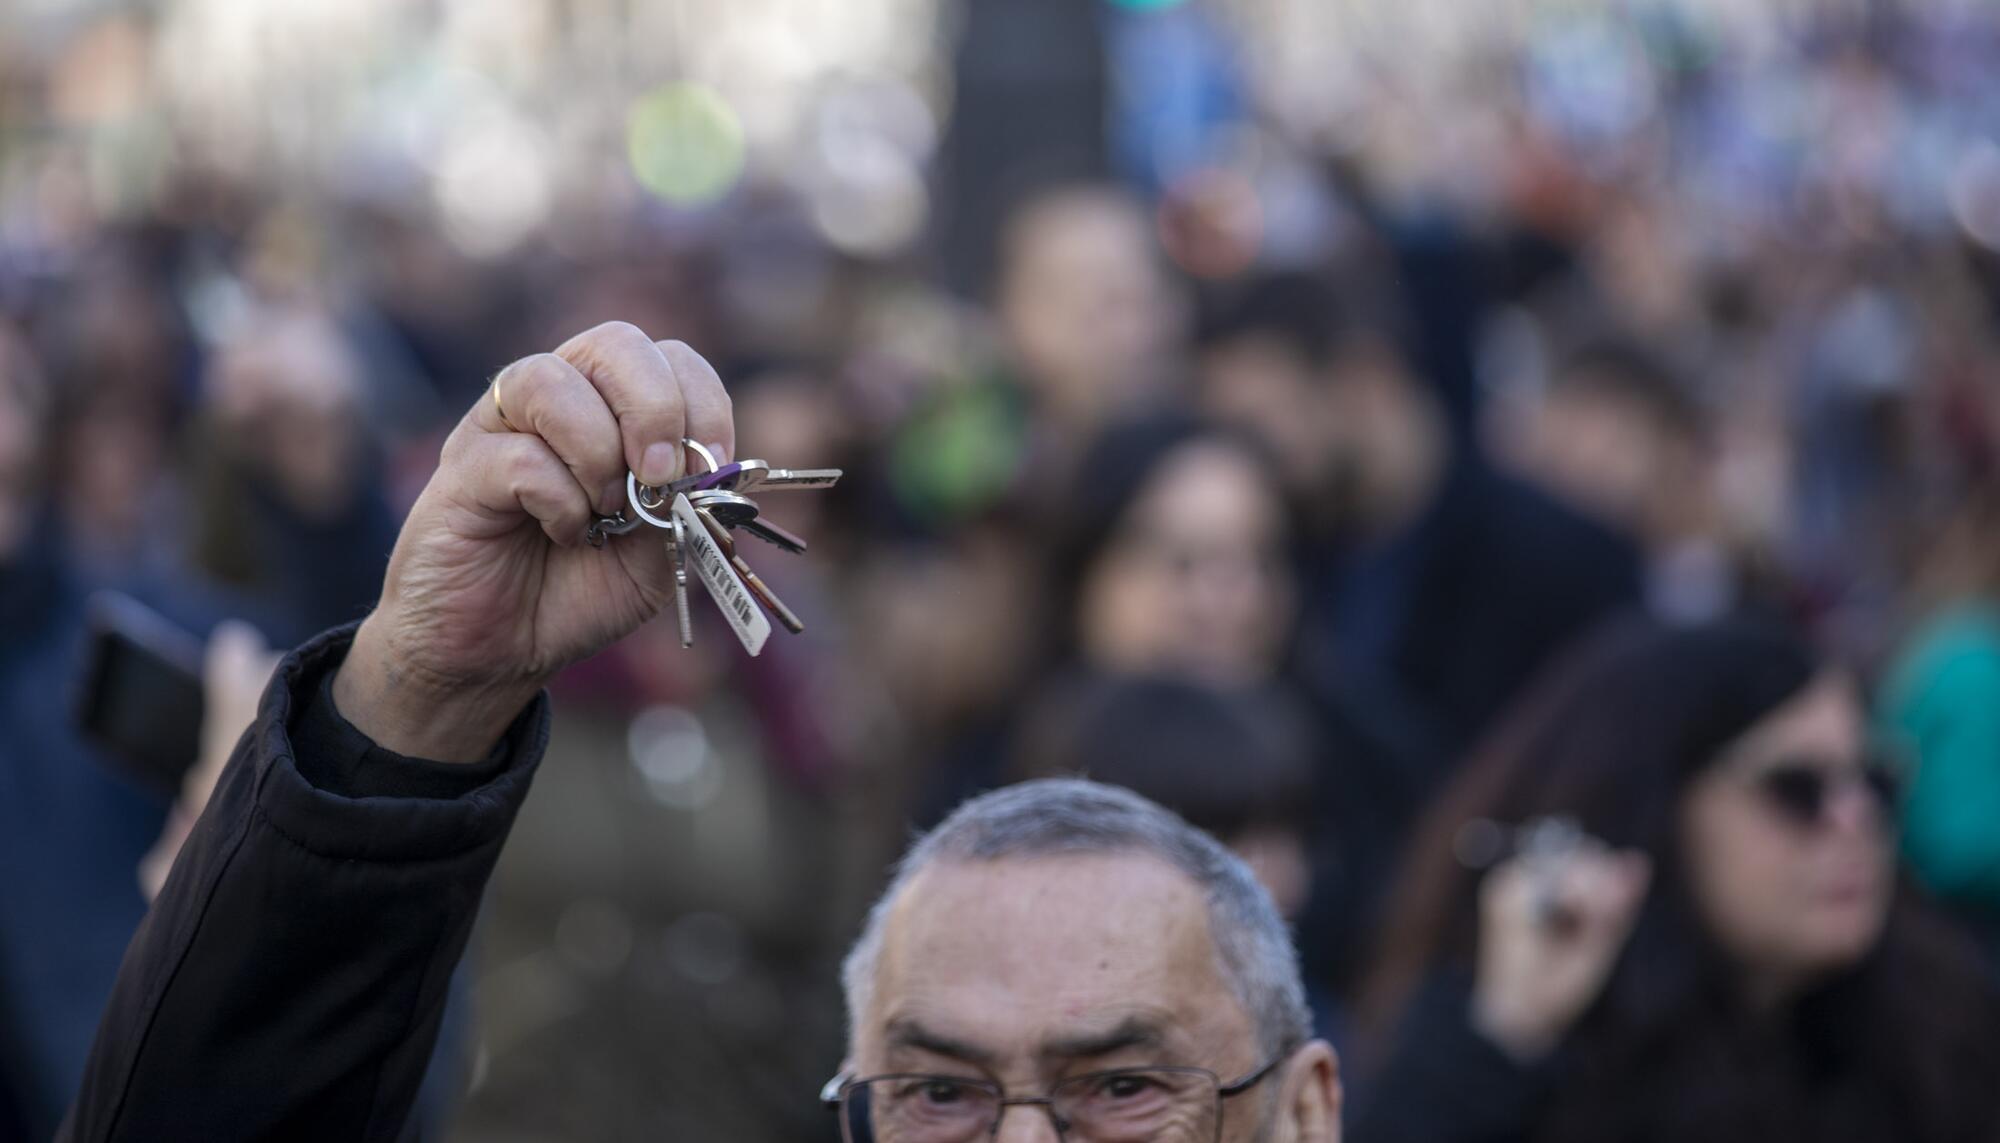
[[885, 1018, 997, 1067], [1039, 1017, 1166, 1061]]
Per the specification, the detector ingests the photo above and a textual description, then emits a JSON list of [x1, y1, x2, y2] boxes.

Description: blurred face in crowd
[[1586, 194, 1699, 338], [1200, 335, 1436, 534], [1198, 333, 1329, 498], [859, 527, 1047, 730], [999, 190, 1179, 424], [1315, 342, 1434, 527], [57, 383, 170, 552], [852, 852, 1336, 1142], [0, 323, 46, 561], [1679, 673, 1895, 1000], [1500, 373, 1707, 545], [1506, 383, 1664, 533], [205, 306, 367, 519], [1078, 440, 1293, 685], [44, 266, 186, 557]]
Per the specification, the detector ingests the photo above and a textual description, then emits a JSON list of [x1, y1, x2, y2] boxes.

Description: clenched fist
[[333, 322, 733, 761]]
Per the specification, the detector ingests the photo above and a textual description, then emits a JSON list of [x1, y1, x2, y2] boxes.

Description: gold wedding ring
[[490, 371, 518, 431]]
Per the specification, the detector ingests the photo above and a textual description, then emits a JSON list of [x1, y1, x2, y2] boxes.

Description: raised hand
[[1470, 834, 1652, 1062], [333, 322, 733, 760]]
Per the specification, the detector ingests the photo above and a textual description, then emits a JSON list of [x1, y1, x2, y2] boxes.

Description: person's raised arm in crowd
[[60, 321, 733, 1143]]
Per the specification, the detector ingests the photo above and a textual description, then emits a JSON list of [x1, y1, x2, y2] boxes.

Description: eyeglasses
[[820, 1057, 1286, 1143], [1746, 756, 1901, 830]]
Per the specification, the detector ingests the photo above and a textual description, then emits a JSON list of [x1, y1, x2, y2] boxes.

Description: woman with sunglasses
[[1349, 618, 2000, 1143]]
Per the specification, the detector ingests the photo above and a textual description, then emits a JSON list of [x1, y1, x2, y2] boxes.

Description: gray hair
[[841, 778, 1311, 1058]]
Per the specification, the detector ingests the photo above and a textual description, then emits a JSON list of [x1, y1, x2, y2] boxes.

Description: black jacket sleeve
[[59, 623, 546, 1143], [1348, 975, 1553, 1143]]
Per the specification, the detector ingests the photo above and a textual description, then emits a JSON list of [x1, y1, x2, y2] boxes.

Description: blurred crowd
[[7, 0, 2000, 1140]]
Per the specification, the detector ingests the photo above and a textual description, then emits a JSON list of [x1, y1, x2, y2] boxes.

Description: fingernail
[[707, 440, 731, 466], [641, 442, 681, 486]]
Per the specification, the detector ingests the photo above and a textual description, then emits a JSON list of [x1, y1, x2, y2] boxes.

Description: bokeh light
[[434, 116, 553, 257], [1949, 141, 2000, 252], [626, 82, 747, 209], [806, 136, 929, 257], [798, 74, 938, 257]]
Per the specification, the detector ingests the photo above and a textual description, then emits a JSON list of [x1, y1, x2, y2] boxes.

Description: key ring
[[632, 438, 718, 510], [627, 471, 675, 529], [585, 511, 646, 547], [588, 439, 710, 546], [683, 439, 719, 474], [617, 438, 718, 533]]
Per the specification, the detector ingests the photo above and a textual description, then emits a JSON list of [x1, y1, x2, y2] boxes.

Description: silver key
[[667, 513, 694, 647], [670, 492, 772, 655], [686, 488, 760, 527], [735, 466, 842, 493], [738, 516, 808, 555]]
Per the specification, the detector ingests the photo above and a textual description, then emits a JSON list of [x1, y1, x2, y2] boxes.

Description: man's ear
[[1277, 1039, 1341, 1143]]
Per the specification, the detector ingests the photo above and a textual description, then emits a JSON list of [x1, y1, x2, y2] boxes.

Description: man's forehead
[[890, 849, 1206, 943], [862, 851, 1248, 1061]]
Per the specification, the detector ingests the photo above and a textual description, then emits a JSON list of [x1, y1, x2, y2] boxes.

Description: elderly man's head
[[832, 780, 1340, 1142]]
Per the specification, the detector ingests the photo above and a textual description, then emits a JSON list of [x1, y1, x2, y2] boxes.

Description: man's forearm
[[333, 614, 542, 764], [62, 625, 544, 1143]]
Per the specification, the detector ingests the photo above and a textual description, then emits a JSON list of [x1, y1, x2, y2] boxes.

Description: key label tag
[[672, 493, 771, 656]]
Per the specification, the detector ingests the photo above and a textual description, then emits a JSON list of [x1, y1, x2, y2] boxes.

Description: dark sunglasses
[[1749, 757, 1902, 829]]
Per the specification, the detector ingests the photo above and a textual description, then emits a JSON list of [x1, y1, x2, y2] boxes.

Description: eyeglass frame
[[818, 1052, 1292, 1142]]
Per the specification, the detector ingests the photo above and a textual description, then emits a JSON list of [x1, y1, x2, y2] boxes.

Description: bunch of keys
[[586, 439, 841, 656]]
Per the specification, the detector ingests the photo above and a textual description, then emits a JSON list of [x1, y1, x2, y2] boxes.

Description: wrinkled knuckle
[[521, 352, 572, 391], [641, 374, 687, 419], [499, 353, 567, 409], [501, 440, 547, 489], [591, 320, 651, 349], [580, 423, 624, 466]]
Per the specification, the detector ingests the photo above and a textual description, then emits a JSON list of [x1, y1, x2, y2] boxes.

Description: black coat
[[1350, 968, 2000, 1143], [58, 625, 546, 1143], [1348, 976, 1546, 1143]]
